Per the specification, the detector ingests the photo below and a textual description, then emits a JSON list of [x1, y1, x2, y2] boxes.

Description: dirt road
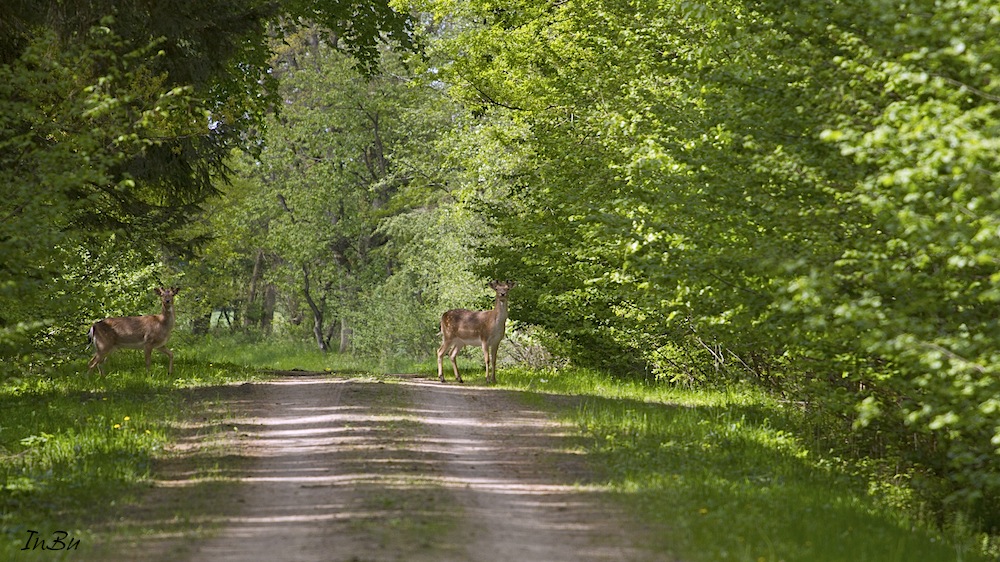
[[100, 374, 659, 561]]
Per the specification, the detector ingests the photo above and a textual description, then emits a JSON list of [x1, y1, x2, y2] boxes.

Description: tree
[[0, 0, 415, 360], [219, 27, 471, 354], [415, 0, 1000, 529], [801, 0, 1000, 523]]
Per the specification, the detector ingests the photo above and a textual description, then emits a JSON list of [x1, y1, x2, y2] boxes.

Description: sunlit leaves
[[417, 0, 1000, 528], [0, 0, 417, 355]]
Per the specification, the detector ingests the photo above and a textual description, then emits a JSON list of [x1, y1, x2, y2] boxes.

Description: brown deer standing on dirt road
[[437, 280, 516, 384], [87, 287, 180, 376]]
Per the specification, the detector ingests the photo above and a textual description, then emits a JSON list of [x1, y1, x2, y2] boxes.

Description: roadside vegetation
[[1, 339, 995, 560], [498, 367, 997, 561], [0, 352, 260, 560]]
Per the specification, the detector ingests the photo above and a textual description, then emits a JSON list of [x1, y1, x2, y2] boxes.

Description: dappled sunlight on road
[[102, 375, 655, 562]]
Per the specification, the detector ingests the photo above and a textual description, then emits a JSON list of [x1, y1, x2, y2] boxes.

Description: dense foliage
[[2, 0, 999, 543], [0, 0, 413, 356], [186, 27, 486, 362], [418, 0, 1000, 530]]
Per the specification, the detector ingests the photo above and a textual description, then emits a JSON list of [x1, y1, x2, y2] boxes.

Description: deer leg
[[88, 327, 109, 376], [88, 353, 106, 376], [157, 346, 174, 376], [488, 343, 500, 384], [481, 342, 491, 382], [437, 343, 448, 382], [449, 345, 463, 383]]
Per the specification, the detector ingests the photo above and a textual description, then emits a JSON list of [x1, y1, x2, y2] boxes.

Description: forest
[[2, 0, 999, 549]]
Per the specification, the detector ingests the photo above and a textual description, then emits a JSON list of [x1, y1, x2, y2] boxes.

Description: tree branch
[[465, 77, 528, 112], [933, 74, 1000, 103]]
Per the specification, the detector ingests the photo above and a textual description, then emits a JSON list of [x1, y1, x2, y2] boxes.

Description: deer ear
[[489, 281, 498, 289], [507, 280, 516, 288], [154, 287, 164, 296], [172, 286, 181, 294]]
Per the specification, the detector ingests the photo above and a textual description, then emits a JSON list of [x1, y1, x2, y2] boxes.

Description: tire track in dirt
[[98, 374, 658, 561], [405, 379, 651, 561]]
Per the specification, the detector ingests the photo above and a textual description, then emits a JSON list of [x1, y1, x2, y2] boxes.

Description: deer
[[437, 280, 516, 384], [87, 287, 180, 376]]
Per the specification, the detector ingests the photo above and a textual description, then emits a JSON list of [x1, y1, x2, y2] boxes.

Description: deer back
[[441, 308, 506, 345], [91, 286, 179, 349], [93, 314, 171, 349]]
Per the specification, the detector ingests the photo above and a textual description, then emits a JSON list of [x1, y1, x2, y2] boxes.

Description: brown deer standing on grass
[[437, 280, 516, 384], [87, 287, 180, 376]]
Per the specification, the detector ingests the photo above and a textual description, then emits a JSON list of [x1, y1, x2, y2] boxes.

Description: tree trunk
[[324, 321, 338, 352], [191, 312, 211, 335], [261, 284, 276, 335], [245, 249, 265, 328], [339, 317, 352, 353], [302, 264, 328, 352]]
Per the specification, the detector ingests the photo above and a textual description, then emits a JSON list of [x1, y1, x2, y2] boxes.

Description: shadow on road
[[90, 374, 654, 562]]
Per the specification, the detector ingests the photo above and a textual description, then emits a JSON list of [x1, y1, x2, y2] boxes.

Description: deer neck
[[161, 302, 176, 327], [493, 297, 509, 325]]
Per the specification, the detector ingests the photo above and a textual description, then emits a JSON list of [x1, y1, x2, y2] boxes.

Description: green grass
[[495, 366, 992, 562], [177, 332, 431, 374], [3, 338, 994, 561], [0, 348, 268, 560]]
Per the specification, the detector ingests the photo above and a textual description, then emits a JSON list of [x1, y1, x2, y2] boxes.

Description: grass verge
[[494, 366, 993, 562], [0, 352, 267, 560], [177, 332, 431, 375]]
